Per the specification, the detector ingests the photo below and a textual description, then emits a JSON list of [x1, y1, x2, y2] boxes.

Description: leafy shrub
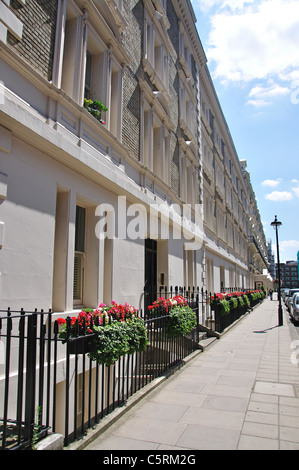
[[218, 299, 230, 316], [229, 297, 238, 310], [165, 305, 197, 338], [89, 321, 130, 366], [125, 316, 149, 355], [88, 317, 148, 366], [84, 98, 108, 124], [57, 301, 148, 366], [243, 294, 250, 307]]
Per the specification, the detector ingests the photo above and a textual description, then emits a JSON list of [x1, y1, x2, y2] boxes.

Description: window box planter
[[57, 302, 148, 365], [67, 335, 93, 355], [147, 295, 197, 338]]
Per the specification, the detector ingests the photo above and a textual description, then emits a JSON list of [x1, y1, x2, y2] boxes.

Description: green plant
[[218, 299, 230, 316], [229, 297, 238, 310], [243, 294, 250, 308], [31, 406, 42, 450], [88, 321, 131, 366], [88, 317, 148, 366], [57, 302, 148, 366], [165, 305, 197, 338], [84, 98, 108, 124], [125, 316, 149, 355]]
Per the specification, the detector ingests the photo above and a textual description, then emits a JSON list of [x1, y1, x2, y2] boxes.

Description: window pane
[[75, 206, 86, 252], [73, 252, 83, 301]]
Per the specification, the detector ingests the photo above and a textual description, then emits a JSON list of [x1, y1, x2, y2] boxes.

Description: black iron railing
[[0, 304, 199, 449], [0, 287, 264, 449]]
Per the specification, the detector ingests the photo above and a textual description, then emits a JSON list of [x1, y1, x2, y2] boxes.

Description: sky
[[190, 0, 299, 264]]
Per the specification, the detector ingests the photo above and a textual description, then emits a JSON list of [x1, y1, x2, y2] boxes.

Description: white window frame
[[140, 81, 172, 186], [53, 0, 123, 139], [143, 11, 169, 96], [73, 205, 86, 306]]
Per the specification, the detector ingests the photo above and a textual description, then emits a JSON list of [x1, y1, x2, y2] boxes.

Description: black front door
[[144, 238, 157, 311]]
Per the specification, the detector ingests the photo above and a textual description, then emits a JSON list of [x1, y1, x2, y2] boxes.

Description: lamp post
[[271, 215, 283, 326]]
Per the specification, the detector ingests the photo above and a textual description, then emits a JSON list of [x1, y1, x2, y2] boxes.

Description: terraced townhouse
[[0, 0, 272, 314]]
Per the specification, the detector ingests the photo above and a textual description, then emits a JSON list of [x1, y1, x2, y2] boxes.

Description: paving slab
[[253, 381, 295, 397]]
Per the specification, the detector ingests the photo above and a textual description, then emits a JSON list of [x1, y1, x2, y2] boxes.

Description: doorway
[[144, 238, 157, 310]]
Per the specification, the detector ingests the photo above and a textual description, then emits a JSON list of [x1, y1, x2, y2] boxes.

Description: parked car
[[282, 289, 290, 302], [286, 289, 299, 312], [291, 293, 299, 324]]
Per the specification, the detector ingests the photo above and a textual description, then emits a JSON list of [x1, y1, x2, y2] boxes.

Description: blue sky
[[191, 0, 299, 263]]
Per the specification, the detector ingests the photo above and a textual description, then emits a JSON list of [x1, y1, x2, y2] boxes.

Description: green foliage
[[125, 316, 149, 355], [229, 297, 238, 310], [165, 305, 197, 338], [219, 299, 230, 316], [88, 318, 148, 366], [214, 290, 265, 317], [243, 294, 250, 307], [84, 98, 108, 123], [248, 291, 265, 303]]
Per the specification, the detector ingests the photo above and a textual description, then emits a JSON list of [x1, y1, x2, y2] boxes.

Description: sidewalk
[[81, 297, 299, 451]]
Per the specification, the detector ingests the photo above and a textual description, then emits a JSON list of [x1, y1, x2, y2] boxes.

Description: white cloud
[[222, 0, 255, 9], [265, 191, 293, 201], [293, 186, 299, 197], [247, 81, 290, 106], [192, 0, 255, 13], [261, 179, 281, 187], [280, 240, 299, 249], [279, 240, 299, 256], [272, 240, 299, 262], [206, 0, 299, 88], [247, 99, 271, 108], [249, 83, 290, 99]]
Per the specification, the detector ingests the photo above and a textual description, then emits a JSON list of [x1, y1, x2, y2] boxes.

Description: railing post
[[195, 290, 199, 343], [2, 309, 12, 450], [24, 313, 37, 447], [214, 295, 221, 332]]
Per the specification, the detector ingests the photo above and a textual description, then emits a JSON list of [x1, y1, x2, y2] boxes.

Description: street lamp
[[271, 215, 283, 326]]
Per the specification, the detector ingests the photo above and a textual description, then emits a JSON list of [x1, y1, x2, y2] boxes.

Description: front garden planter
[[67, 335, 93, 355], [212, 289, 266, 332], [146, 295, 197, 338], [57, 302, 149, 366]]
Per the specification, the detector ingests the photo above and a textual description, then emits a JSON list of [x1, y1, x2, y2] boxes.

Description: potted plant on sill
[[83, 98, 108, 124]]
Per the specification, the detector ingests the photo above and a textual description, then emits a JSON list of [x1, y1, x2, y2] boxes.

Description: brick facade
[[121, 0, 199, 201], [5, 0, 199, 202], [121, 0, 143, 161], [7, 0, 57, 81]]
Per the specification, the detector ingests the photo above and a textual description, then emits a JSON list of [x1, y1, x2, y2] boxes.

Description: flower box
[[56, 302, 148, 365], [67, 335, 92, 355]]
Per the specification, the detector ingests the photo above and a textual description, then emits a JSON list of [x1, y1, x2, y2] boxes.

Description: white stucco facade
[[0, 0, 271, 314]]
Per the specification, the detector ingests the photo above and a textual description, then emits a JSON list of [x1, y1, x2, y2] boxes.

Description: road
[[283, 300, 299, 340]]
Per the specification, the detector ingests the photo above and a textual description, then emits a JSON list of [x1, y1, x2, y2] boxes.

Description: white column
[[65, 190, 76, 311], [52, 0, 67, 89]]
